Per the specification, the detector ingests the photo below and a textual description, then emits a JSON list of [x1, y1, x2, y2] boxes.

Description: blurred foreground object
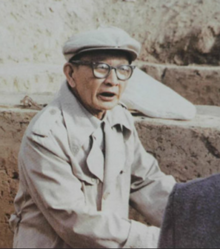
[[158, 173, 220, 248]]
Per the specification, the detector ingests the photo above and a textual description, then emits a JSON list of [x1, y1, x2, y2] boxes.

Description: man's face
[[67, 53, 130, 119]]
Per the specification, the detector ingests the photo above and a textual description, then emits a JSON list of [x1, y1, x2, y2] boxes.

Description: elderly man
[[10, 27, 175, 248]]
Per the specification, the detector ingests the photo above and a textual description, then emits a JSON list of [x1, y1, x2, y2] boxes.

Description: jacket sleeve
[[129, 127, 176, 227], [20, 130, 160, 248]]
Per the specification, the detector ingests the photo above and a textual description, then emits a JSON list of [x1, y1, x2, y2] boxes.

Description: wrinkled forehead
[[72, 50, 131, 64]]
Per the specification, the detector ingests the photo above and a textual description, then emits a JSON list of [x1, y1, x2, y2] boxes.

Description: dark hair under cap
[[69, 49, 133, 64]]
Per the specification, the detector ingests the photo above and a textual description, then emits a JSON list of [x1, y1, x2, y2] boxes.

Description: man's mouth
[[100, 92, 116, 97], [98, 92, 117, 101]]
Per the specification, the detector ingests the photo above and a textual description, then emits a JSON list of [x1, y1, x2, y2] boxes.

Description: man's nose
[[104, 69, 119, 86]]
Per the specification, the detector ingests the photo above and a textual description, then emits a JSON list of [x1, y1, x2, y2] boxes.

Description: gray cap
[[63, 26, 141, 62]]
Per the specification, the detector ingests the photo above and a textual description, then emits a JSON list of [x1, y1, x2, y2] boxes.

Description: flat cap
[[63, 26, 141, 62]]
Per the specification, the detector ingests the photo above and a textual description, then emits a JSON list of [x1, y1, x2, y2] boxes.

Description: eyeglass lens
[[93, 63, 133, 80]]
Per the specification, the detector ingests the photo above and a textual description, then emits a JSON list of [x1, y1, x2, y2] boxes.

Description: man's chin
[[99, 101, 118, 111]]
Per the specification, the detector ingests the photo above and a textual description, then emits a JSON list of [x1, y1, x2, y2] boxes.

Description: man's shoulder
[[27, 102, 62, 138]]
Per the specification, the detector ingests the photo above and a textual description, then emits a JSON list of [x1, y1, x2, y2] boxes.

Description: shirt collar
[[106, 103, 133, 133]]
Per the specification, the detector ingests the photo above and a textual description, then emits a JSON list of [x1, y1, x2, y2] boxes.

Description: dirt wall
[[0, 109, 37, 248]]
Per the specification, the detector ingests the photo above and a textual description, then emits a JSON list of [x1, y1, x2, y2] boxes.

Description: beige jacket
[[10, 82, 175, 248]]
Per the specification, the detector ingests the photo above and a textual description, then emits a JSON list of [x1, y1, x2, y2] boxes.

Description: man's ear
[[63, 63, 76, 88]]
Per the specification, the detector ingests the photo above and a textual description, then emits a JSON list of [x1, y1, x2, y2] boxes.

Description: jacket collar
[[57, 81, 132, 155]]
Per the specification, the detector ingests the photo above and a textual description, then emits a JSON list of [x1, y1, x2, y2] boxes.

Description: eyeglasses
[[70, 60, 135, 81]]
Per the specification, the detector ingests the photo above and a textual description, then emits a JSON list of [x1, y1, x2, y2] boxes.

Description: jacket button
[[50, 109, 57, 115], [91, 178, 97, 183], [103, 192, 110, 200]]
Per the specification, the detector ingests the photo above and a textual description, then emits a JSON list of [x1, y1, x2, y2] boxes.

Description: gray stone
[[141, 63, 220, 106]]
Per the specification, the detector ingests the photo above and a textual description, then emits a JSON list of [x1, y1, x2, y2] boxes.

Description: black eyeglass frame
[[69, 60, 136, 81]]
